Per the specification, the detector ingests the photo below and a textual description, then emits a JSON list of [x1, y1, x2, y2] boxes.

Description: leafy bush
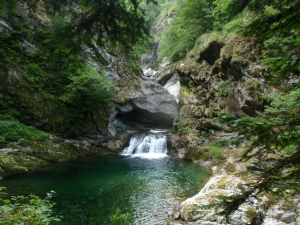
[[60, 66, 115, 113], [212, 0, 251, 30], [0, 0, 17, 13], [159, 0, 214, 61], [0, 188, 60, 225], [245, 0, 300, 80], [173, 121, 191, 136], [0, 114, 48, 142], [110, 208, 134, 225], [217, 81, 231, 97]]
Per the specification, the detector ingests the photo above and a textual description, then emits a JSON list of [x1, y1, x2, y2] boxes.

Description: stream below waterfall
[[0, 130, 210, 224]]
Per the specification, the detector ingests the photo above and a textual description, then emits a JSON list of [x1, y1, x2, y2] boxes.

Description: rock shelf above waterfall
[[109, 79, 179, 136], [130, 80, 178, 118]]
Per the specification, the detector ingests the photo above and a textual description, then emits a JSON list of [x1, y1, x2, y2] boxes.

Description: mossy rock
[[245, 207, 256, 221], [180, 86, 197, 105]]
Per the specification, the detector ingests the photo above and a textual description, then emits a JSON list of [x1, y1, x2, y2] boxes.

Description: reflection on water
[[0, 155, 209, 224]]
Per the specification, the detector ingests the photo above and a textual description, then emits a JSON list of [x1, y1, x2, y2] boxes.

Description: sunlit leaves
[[159, 0, 213, 61], [245, 0, 300, 78], [0, 190, 60, 224], [264, 5, 280, 17], [60, 66, 115, 113]]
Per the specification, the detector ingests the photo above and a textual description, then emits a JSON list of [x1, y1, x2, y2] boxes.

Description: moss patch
[[245, 207, 256, 221]]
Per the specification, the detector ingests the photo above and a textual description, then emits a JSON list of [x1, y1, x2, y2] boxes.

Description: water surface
[[0, 155, 209, 224]]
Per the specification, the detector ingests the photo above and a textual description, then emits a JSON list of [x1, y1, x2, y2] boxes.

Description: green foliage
[[219, 87, 300, 193], [0, 114, 48, 142], [0, 156, 7, 164], [245, 0, 300, 81], [188, 143, 223, 161], [217, 0, 300, 195], [0, 188, 60, 224], [0, 0, 18, 13], [159, 0, 214, 61], [205, 0, 300, 217], [217, 81, 231, 97], [70, 0, 157, 50], [0, 18, 85, 132], [158, 0, 251, 61], [0, 0, 159, 135], [61, 66, 115, 113], [110, 208, 134, 225], [206, 145, 223, 154], [173, 121, 191, 136], [212, 0, 251, 30], [0, 14, 116, 133], [140, 0, 162, 28]]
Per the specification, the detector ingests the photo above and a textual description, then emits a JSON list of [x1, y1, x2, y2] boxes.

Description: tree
[[159, 0, 214, 61], [212, 0, 251, 30], [245, 0, 300, 80], [56, 0, 157, 51], [0, 0, 17, 12], [219, 0, 300, 199], [60, 66, 115, 116], [0, 0, 157, 133]]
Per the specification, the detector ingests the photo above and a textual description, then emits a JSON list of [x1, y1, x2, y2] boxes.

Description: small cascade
[[121, 130, 168, 158]]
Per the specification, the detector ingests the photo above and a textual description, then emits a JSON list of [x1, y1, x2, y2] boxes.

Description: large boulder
[[108, 79, 179, 135], [129, 80, 179, 125], [179, 175, 246, 223]]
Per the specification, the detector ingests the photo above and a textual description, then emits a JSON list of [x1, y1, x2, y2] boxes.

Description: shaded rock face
[[109, 79, 179, 136], [108, 45, 180, 136], [198, 41, 223, 65], [166, 133, 187, 158], [131, 80, 178, 119], [172, 34, 268, 131]]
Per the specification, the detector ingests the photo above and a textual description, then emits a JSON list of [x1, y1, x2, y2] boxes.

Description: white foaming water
[[121, 131, 168, 159]]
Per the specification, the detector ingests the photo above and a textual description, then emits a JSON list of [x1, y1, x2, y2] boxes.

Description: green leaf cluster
[[212, 0, 250, 30], [245, 0, 300, 80], [0, 114, 48, 142], [60, 66, 115, 113], [0, 0, 18, 13], [173, 121, 191, 136], [0, 188, 60, 225], [217, 81, 232, 97], [219, 88, 300, 193], [159, 0, 214, 61], [110, 208, 134, 225]]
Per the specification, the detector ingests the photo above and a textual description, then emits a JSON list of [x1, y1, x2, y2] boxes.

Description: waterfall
[[121, 130, 168, 158]]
